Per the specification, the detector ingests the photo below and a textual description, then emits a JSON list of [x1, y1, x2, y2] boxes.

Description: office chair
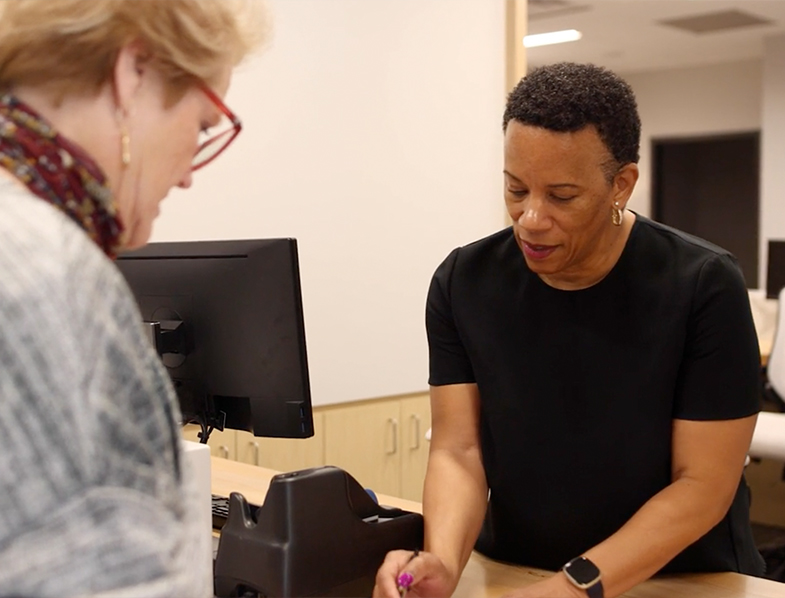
[[762, 287, 785, 413], [751, 286, 785, 484]]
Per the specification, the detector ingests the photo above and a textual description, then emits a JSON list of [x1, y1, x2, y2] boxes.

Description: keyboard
[[211, 493, 262, 530], [211, 494, 230, 530]]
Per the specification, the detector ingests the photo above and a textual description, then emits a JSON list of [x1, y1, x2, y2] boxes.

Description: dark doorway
[[652, 132, 760, 288]]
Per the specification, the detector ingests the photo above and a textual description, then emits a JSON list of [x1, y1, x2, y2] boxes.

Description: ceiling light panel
[[659, 9, 773, 34]]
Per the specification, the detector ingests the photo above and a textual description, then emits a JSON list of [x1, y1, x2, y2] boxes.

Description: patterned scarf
[[0, 93, 123, 259]]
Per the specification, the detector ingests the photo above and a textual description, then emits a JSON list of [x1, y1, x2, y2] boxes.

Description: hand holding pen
[[373, 548, 456, 598], [396, 549, 419, 597]]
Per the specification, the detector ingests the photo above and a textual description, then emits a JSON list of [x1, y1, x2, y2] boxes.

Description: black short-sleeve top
[[426, 214, 764, 575]]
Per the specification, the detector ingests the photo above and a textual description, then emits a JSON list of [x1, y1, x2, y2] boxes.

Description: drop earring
[[117, 107, 131, 167], [611, 202, 623, 226], [120, 125, 131, 167]]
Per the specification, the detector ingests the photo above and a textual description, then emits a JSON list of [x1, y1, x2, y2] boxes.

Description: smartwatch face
[[566, 557, 600, 584]]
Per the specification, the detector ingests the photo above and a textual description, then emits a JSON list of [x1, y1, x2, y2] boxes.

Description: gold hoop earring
[[120, 126, 131, 167], [611, 202, 623, 226]]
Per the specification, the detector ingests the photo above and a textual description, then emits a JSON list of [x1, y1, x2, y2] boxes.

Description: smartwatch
[[562, 556, 604, 598]]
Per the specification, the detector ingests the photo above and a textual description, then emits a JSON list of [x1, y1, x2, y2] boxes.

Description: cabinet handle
[[251, 441, 260, 466], [387, 418, 398, 455], [410, 414, 421, 450], [218, 445, 229, 459]]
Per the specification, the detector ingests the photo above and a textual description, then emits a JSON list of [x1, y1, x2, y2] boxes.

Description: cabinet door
[[400, 394, 431, 502], [182, 424, 237, 460], [324, 401, 401, 497], [236, 411, 325, 472]]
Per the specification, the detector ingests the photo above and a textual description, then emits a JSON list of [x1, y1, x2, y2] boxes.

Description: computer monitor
[[115, 238, 314, 442], [767, 240, 785, 299]]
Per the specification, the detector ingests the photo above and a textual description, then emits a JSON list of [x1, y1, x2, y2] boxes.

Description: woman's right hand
[[372, 549, 456, 598]]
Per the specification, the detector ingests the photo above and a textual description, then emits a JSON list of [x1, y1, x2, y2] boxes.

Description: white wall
[[761, 34, 785, 286], [149, 0, 507, 405], [623, 60, 763, 220], [624, 58, 781, 343]]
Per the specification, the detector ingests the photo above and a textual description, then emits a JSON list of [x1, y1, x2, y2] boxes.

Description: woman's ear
[[613, 162, 639, 208], [112, 41, 148, 114]]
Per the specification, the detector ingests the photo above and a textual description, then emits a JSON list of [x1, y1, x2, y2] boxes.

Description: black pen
[[396, 549, 419, 598]]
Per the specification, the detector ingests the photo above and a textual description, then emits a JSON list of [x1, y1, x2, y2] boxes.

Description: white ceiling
[[525, 0, 785, 74]]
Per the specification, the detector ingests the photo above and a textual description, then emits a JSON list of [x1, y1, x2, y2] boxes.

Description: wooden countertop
[[761, 332, 773, 367], [211, 457, 785, 598]]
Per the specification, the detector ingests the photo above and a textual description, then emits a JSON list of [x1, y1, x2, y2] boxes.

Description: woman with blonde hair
[[0, 1, 266, 595]]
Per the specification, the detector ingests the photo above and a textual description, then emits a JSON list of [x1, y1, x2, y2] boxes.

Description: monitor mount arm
[[144, 319, 226, 445]]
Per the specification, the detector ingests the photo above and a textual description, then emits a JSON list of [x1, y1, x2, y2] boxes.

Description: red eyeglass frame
[[192, 83, 243, 171]]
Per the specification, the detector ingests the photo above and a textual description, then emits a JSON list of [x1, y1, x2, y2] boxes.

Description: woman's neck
[[11, 85, 120, 188]]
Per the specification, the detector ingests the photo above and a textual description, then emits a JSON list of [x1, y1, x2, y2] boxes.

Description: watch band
[[585, 580, 604, 598]]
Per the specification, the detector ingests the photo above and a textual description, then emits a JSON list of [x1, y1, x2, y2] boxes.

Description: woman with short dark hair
[[374, 62, 762, 598]]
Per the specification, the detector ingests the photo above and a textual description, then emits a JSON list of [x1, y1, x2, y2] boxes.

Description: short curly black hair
[[503, 62, 641, 166]]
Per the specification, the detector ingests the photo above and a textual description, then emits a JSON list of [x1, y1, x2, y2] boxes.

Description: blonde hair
[[0, 0, 269, 101]]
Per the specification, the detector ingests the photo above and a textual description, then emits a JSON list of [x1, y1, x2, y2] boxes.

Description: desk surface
[[211, 457, 785, 598], [761, 332, 773, 367]]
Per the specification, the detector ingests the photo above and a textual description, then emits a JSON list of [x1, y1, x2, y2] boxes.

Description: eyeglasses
[[192, 84, 242, 171]]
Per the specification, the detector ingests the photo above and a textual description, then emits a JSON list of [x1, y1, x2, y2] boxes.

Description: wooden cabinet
[[181, 393, 431, 502], [324, 399, 403, 498], [322, 393, 431, 502], [236, 412, 325, 472], [399, 395, 431, 501], [182, 424, 237, 460]]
